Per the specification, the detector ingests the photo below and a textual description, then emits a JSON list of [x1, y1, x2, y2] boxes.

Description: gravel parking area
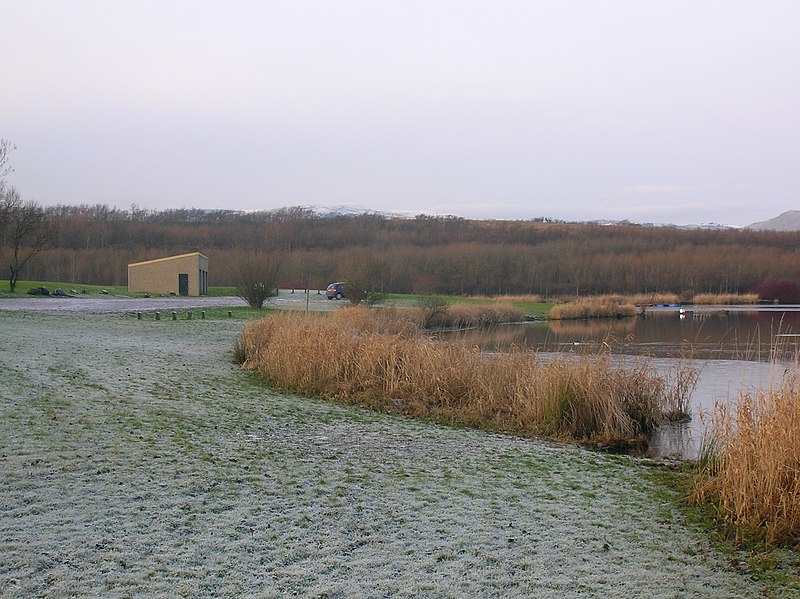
[[0, 290, 340, 314], [0, 311, 778, 597]]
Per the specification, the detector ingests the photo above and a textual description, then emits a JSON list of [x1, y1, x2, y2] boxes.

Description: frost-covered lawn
[[0, 312, 777, 597]]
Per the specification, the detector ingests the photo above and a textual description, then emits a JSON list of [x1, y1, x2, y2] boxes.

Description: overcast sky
[[2, 1, 798, 226]]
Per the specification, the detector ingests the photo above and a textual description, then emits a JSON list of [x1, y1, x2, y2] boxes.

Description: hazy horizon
[[2, 1, 798, 227]]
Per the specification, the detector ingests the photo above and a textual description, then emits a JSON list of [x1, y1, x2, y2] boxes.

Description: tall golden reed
[[549, 296, 638, 320], [690, 293, 759, 305], [239, 307, 683, 447], [693, 371, 800, 546], [419, 302, 526, 329]]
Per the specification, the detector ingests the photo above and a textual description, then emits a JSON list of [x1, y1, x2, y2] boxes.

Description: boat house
[[128, 252, 209, 297]]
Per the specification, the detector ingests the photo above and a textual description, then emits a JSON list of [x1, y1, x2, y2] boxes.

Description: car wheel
[[335, 292, 342, 299]]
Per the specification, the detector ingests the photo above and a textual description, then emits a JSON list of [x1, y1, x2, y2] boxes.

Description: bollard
[[137, 312, 142, 320], [228, 310, 233, 318], [155, 312, 161, 321], [187, 311, 193, 320], [172, 311, 177, 321], [201, 310, 206, 320]]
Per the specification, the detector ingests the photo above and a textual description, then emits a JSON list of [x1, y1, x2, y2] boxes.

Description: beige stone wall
[[128, 253, 208, 296]]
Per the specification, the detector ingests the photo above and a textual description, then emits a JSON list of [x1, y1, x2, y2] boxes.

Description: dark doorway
[[178, 273, 189, 296]]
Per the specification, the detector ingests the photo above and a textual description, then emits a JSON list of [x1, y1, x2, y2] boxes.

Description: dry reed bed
[[690, 293, 760, 305], [548, 293, 760, 320], [692, 372, 800, 546], [626, 293, 680, 306], [418, 302, 526, 329], [549, 296, 638, 320], [240, 308, 689, 447]]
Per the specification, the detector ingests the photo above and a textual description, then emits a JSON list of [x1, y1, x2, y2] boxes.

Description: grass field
[[1, 280, 553, 318], [1, 310, 797, 596], [0, 279, 239, 298], [383, 293, 553, 319]]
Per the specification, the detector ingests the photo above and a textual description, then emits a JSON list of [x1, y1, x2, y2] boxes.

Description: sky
[[2, 1, 799, 226]]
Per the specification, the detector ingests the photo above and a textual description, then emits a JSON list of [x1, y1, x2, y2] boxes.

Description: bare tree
[[0, 182, 10, 235], [1, 186, 51, 292], [235, 252, 283, 309], [0, 139, 14, 179], [0, 139, 15, 236], [339, 252, 386, 306]]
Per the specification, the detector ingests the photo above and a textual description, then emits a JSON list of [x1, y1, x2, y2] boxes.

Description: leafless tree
[[1, 186, 51, 292], [0, 139, 14, 179], [235, 252, 283, 309], [0, 183, 10, 235], [339, 253, 386, 306]]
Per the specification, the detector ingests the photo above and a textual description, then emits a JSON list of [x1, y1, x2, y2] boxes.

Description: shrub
[[749, 280, 800, 304], [234, 252, 282, 309]]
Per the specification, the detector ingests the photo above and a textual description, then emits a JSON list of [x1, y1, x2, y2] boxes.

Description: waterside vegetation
[[548, 292, 765, 320], [238, 307, 696, 450], [693, 372, 800, 548]]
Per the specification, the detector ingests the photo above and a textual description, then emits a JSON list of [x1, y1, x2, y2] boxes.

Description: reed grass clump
[[692, 372, 800, 546], [415, 299, 525, 329], [626, 293, 680, 306], [690, 293, 759, 305], [549, 296, 638, 320], [662, 360, 699, 421], [238, 307, 689, 448]]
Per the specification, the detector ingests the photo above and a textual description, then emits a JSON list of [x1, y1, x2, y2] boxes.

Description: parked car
[[326, 282, 346, 300]]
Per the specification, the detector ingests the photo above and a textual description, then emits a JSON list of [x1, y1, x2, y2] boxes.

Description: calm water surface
[[447, 310, 800, 460]]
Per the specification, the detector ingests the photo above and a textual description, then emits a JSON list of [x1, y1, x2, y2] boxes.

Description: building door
[[178, 273, 189, 296]]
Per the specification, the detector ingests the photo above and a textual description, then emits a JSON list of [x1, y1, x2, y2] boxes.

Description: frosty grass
[[0, 311, 777, 597]]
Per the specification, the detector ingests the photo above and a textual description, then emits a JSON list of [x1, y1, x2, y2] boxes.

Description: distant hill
[[747, 210, 800, 231]]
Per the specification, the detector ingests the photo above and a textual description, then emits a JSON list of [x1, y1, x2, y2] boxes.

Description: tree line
[[3, 198, 800, 298]]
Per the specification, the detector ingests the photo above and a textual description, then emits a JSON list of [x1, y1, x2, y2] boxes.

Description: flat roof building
[[128, 252, 208, 297]]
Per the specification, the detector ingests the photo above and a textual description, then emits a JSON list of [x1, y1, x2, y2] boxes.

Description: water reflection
[[451, 311, 800, 362], [440, 311, 800, 460]]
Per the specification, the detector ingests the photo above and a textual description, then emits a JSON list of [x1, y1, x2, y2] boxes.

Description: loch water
[[445, 308, 800, 460]]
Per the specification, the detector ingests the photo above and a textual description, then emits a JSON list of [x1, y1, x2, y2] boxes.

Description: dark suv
[[326, 282, 346, 300]]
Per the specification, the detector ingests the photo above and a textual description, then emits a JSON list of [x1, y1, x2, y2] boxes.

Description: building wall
[[128, 253, 208, 296]]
